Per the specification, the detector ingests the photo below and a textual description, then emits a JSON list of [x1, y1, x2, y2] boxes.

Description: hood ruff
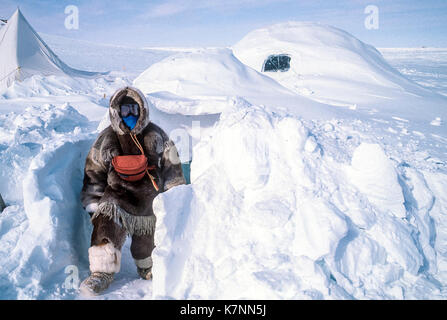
[[109, 86, 150, 135]]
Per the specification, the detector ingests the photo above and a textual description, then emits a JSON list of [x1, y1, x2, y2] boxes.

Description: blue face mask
[[122, 115, 138, 130]]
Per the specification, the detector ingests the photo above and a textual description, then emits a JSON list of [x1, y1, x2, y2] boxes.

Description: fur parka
[[81, 87, 185, 236]]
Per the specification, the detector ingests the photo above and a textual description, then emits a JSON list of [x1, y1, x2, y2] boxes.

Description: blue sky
[[2, 0, 447, 48]]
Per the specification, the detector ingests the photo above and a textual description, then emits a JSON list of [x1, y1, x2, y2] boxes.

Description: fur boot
[[80, 272, 114, 296], [135, 256, 153, 280], [80, 243, 121, 296], [137, 267, 152, 280]]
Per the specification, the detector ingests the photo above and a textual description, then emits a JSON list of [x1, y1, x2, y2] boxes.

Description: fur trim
[[85, 202, 99, 213], [134, 257, 153, 269], [93, 202, 156, 236], [109, 86, 151, 136], [89, 243, 121, 273]]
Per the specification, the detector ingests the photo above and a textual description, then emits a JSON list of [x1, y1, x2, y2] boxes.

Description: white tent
[[0, 9, 103, 91]]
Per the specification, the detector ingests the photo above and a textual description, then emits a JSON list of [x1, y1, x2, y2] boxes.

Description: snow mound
[[233, 22, 409, 88], [152, 101, 447, 299], [233, 22, 447, 125], [134, 48, 295, 115]]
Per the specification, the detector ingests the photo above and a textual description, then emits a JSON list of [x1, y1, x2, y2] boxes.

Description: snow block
[[347, 143, 406, 218]]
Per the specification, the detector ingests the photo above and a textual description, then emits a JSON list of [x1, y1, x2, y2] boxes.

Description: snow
[[0, 17, 447, 300], [41, 34, 175, 78], [134, 48, 296, 114], [0, 103, 93, 298], [347, 143, 406, 219], [232, 22, 447, 138], [151, 101, 445, 299], [380, 48, 447, 97]]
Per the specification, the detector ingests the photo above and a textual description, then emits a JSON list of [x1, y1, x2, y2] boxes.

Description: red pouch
[[112, 154, 148, 182]]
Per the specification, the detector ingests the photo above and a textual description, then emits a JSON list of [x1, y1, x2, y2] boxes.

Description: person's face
[[120, 103, 139, 118]]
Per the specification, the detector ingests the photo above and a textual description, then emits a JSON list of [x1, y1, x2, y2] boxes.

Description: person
[[79, 86, 186, 295]]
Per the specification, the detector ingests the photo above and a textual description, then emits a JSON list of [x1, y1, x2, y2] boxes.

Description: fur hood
[[109, 86, 151, 135]]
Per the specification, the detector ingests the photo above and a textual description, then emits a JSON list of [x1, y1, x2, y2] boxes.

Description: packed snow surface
[[0, 20, 447, 300]]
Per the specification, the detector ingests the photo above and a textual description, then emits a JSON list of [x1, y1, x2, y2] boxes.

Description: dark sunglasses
[[120, 103, 139, 117]]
